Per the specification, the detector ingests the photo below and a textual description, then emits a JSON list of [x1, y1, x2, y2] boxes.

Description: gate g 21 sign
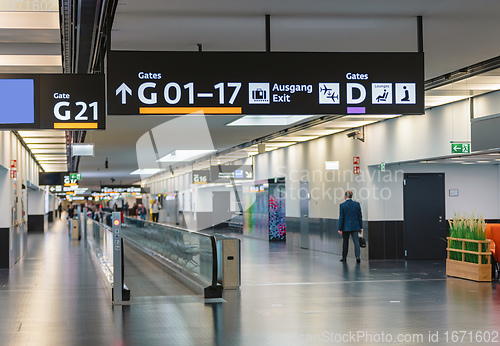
[[0, 74, 105, 130], [107, 51, 424, 116]]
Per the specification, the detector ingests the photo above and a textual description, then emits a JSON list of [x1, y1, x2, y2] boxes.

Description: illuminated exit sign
[[451, 143, 470, 154]]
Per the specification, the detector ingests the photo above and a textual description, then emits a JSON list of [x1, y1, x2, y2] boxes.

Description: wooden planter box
[[446, 237, 492, 282]]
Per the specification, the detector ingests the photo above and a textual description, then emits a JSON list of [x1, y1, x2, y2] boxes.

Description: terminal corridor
[[1, 219, 499, 345]]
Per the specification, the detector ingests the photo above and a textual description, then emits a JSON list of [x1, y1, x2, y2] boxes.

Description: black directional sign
[[107, 51, 424, 116], [0, 74, 105, 130], [40, 74, 105, 130]]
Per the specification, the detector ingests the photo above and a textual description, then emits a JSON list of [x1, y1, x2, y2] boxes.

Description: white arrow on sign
[[116, 83, 132, 105], [50, 187, 55, 192], [245, 171, 252, 178]]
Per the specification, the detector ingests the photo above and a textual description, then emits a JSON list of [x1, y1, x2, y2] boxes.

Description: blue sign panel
[[0, 79, 35, 124]]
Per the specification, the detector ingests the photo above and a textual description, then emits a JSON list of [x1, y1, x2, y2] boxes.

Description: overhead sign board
[[192, 170, 209, 184], [107, 51, 424, 116], [0, 74, 105, 130], [100, 186, 146, 194], [39, 172, 67, 185], [210, 165, 253, 183], [49, 185, 78, 193]]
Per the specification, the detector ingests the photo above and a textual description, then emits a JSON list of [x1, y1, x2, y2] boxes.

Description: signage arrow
[[245, 171, 252, 178], [116, 83, 132, 105]]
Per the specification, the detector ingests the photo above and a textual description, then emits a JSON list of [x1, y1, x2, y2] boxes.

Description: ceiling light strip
[[13, 131, 45, 173], [425, 55, 500, 91]]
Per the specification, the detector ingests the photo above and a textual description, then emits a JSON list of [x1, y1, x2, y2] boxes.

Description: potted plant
[[446, 212, 492, 282]]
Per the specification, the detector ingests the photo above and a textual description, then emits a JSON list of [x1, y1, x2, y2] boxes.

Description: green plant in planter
[[448, 211, 487, 264]]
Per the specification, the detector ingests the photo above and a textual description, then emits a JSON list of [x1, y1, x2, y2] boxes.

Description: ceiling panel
[[425, 67, 500, 108], [78, 0, 500, 187], [112, 0, 500, 79]]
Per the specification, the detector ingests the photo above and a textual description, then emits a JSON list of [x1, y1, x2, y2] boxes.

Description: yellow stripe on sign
[[139, 107, 242, 115], [54, 123, 99, 129]]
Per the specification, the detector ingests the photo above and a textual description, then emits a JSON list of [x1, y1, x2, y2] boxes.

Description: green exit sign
[[451, 143, 470, 154], [70, 173, 81, 180]]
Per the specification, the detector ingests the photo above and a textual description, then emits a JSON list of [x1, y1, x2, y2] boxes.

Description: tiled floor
[[1, 218, 499, 345]]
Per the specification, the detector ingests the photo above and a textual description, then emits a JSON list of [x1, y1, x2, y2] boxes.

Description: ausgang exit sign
[[107, 51, 424, 116], [451, 143, 470, 154]]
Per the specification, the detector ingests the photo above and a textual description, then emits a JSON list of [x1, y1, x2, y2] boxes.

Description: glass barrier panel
[[87, 218, 114, 285], [122, 217, 214, 285]]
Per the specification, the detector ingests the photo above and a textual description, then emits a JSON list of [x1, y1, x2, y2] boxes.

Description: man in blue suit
[[338, 190, 363, 263]]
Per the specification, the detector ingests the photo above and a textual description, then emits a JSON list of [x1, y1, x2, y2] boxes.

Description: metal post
[[112, 212, 122, 304], [83, 207, 88, 247], [265, 14, 271, 52], [77, 205, 81, 239], [417, 16, 423, 53]]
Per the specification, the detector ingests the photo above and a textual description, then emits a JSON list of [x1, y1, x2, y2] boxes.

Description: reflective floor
[[1, 219, 500, 345]]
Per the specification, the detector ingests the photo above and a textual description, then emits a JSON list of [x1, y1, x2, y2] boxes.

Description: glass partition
[[122, 217, 215, 285], [87, 219, 114, 285]]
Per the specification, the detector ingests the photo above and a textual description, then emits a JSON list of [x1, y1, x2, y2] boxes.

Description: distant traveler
[[338, 190, 363, 263], [57, 203, 62, 219], [152, 201, 162, 222], [138, 204, 147, 221], [67, 203, 74, 219], [124, 202, 129, 216]]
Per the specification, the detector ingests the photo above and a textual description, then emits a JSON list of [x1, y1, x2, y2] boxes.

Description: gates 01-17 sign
[[107, 51, 424, 116]]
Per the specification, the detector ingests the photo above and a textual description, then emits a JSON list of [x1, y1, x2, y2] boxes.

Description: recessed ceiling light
[[477, 160, 490, 163], [157, 149, 216, 162], [264, 142, 296, 147], [461, 162, 475, 165], [130, 168, 165, 175], [269, 136, 319, 142], [226, 115, 313, 126]]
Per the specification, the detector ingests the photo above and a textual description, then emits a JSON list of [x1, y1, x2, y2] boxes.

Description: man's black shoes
[[356, 258, 361, 263], [340, 258, 346, 262]]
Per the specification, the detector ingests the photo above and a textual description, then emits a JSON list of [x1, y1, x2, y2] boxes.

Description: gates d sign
[[107, 51, 424, 116]]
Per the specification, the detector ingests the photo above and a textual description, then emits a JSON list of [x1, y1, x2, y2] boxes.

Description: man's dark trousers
[[342, 231, 360, 259]]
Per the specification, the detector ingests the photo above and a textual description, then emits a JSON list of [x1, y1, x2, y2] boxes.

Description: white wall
[[0, 167, 9, 228], [368, 164, 500, 220], [474, 90, 500, 119], [0, 131, 44, 227], [27, 189, 45, 215], [254, 98, 477, 221], [139, 93, 498, 223]]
